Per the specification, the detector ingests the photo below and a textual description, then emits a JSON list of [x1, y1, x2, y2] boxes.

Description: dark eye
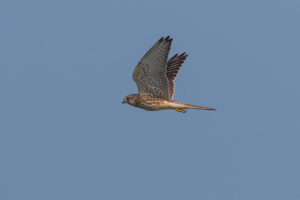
[[127, 97, 129, 102]]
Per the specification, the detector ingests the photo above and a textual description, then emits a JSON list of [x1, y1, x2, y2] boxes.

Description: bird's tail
[[169, 100, 216, 113], [171, 101, 216, 113], [182, 103, 216, 111]]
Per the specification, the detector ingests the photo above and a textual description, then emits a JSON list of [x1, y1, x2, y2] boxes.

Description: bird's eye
[[127, 97, 129, 102]]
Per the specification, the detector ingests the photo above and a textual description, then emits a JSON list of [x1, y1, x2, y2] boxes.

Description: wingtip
[[158, 36, 173, 43], [180, 52, 188, 57], [164, 35, 173, 42]]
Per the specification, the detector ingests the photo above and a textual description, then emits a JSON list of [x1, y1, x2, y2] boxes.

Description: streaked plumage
[[123, 36, 215, 113]]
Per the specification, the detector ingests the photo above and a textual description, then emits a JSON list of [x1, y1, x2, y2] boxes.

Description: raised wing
[[132, 36, 172, 100], [166, 53, 188, 99]]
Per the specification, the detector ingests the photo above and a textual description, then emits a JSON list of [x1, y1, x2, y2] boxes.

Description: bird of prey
[[122, 36, 215, 113]]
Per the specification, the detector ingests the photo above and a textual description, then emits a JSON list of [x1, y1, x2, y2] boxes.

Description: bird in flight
[[122, 36, 215, 113]]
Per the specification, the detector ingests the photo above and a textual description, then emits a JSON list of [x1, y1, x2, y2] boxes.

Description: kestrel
[[122, 36, 215, 113]]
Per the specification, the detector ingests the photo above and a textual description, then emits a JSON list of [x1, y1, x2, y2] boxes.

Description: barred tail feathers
[[183, 103, 216, 111], [169, 101, 216, 111]]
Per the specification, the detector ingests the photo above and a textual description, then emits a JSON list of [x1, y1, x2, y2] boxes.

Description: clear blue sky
[[1, 0, 300, 199]]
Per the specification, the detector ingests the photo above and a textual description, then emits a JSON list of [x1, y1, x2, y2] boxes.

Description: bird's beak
[[122, 98, 126, 104]]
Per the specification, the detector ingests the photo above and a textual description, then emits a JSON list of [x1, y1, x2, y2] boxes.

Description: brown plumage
[[122, 36, 215, 113]]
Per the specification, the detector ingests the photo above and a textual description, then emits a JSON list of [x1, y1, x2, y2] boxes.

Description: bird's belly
[[137, 100, 181, 111]]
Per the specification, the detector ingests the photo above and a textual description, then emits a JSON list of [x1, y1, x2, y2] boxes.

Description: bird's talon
[[175, 108, 186, 113]]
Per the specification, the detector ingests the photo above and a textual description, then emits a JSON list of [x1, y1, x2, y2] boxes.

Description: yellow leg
[[175, 108, 187, 113]]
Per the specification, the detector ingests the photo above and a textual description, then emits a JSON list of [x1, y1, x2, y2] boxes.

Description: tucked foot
[[175, 108, 187, 113]]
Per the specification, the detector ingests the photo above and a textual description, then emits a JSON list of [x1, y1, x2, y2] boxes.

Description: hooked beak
[[122, 98, 127, 104]]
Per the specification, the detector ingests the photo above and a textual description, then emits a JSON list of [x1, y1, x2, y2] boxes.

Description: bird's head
[[122, 94, 139, 105]]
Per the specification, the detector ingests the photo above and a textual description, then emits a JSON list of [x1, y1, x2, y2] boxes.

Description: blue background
[[1, 0, 300, 199]]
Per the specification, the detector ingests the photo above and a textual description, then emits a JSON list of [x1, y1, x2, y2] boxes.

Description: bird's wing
[[132, 36, 172, 100], [166, 53, 188, 99]]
